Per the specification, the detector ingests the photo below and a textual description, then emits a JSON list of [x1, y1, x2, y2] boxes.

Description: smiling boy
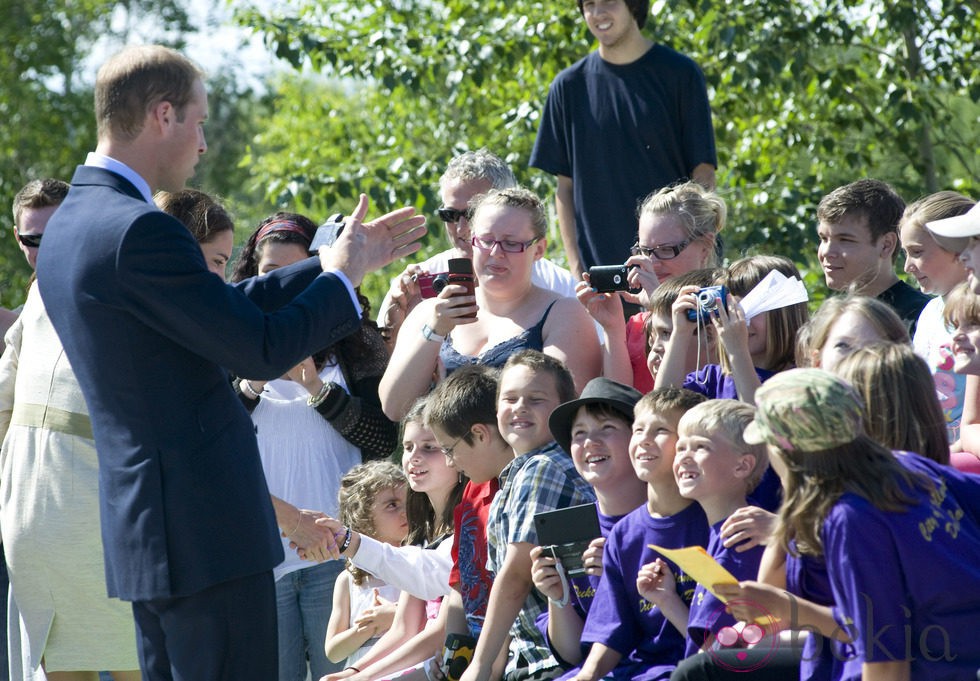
[[567, 388, 709, 681], [458, 351, 595, 681]]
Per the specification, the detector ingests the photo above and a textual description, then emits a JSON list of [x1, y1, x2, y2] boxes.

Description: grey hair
[[439, 149, 516, 191]]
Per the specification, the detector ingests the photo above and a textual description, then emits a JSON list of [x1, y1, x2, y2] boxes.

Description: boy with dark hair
[[816, 178, 929, 331], [530, 0, 716, 279], [439, 351, 594, 681], [567, 388, 708, 681]]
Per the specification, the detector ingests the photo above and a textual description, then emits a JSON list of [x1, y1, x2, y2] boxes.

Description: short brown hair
[[499, 350, 576, 405], [12, 178, 69, 227], [817, 179, 905, 260], [635, 387, 707, 422], [423, 365, 500, 442], [943, 281, 980, 330], [95, 45, 203, 142]]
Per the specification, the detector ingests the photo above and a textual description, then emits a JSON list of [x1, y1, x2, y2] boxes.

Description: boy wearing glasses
[[530, 0, 716, 280], [427, 353, 595, 681], [378, 150, 577, 346]]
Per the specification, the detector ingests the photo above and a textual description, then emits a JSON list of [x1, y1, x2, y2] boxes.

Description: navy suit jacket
[[37, 165, 361, 601]]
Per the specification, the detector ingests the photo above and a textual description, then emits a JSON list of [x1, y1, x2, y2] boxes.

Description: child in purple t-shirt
[[530, 378, 649, 667], [655, 255, 808, 404], [738, 368, 980, 680], [563, 388, 710, 681], [635, 399, 769, 657]]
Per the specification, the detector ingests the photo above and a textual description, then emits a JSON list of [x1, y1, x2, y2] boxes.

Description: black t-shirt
[[877, 279, 931, 336]]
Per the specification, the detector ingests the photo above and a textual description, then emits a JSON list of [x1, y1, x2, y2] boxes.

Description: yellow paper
[[648, 544, 737, 599]]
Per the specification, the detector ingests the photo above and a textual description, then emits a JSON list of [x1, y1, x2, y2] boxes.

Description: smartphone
[[588, 264, 638, 293]]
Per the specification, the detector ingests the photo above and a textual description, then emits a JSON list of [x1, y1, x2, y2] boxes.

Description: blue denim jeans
[[276, 559, 346, 681]]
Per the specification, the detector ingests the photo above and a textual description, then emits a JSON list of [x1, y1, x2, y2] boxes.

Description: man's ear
[[149, 100, 175, 134], [878, 231, 898, 259]]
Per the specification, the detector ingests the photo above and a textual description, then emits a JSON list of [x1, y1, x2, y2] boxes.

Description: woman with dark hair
[[230, 212, 398, 681]]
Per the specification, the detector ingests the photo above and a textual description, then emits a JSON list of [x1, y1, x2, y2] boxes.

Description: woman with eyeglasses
[[578, 181, 726, 392], [379, 187, 600, 421]]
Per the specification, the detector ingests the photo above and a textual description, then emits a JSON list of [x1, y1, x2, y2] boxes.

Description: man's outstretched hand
[[320, 194, 427, 287]]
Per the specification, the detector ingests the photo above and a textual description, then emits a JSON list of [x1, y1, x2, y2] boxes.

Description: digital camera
[[417, 258, 476, 301], [686, 285, 728, 323], [588, 264, 638, 293]]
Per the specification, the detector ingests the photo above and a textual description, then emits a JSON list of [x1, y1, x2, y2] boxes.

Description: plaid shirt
[[488, 441, 596, 679]]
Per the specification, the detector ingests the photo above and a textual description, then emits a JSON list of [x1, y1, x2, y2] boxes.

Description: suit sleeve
[[116, 213, 360, 380]]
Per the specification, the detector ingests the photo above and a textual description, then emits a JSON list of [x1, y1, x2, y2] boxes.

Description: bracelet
[[242, 380, 263, 400], [339, 526, 353, 554], [345, 667, 360, 673], [287, 511, 302, 537], [308, 382, 331, 407]]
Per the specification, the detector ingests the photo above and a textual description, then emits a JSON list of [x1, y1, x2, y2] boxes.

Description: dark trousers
[[132, 570, 277, 681]]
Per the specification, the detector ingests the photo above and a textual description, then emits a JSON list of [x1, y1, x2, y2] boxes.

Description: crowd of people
[[1, 1, 979, 681]]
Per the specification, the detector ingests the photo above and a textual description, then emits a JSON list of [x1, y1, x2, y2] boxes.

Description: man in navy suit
[[36, 45, 426, 680]]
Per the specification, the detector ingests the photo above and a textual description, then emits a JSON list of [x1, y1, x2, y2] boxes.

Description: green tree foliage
[[241, 0, 978, 307], [0, 0, 195, 306]]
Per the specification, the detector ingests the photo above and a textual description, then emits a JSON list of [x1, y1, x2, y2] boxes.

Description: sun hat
[[549, 378, 642, 454], [743, 368, 864, 452], [926, 201, 980, 239]]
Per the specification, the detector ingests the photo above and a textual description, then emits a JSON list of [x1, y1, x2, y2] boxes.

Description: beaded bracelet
[[242, 380, 263, 400]]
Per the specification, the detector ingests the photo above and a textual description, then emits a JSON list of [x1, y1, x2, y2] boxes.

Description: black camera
[[686, 285, 728, 322], [534, 503, 601, 577], [588, 264, 639, 293]]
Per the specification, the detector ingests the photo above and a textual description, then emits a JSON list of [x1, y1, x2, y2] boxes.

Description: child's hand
[[636, 558, 677, 606], [670, 286, 701, 329], [711, 296, 750, 355], [352, 588, 397, 633], [624, 253, 661, 308], [720, 506, 778, 552], [576, 277, 625, 330], [530, 545, 566, 603], [581, 537, 606, 577]]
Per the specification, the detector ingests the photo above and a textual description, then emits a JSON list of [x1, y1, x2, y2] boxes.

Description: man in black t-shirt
[[530, 0, 717, 278]]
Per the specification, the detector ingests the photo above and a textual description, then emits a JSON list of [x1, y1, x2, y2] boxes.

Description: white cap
[[926, 201, 980, 238]]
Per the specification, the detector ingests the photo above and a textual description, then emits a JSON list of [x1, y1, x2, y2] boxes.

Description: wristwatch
[[422, 323, 445, 343]]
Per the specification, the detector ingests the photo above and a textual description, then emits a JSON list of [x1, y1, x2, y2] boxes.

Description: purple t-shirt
[[785, 548, 850, 681], [683, 364, 776, 400], [823, 452, 980, 680], [571, 502, 710, 681], [684, 520, 766, 657]]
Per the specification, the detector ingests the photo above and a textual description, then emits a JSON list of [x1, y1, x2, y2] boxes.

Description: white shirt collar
[[84, 152, 154, 204]]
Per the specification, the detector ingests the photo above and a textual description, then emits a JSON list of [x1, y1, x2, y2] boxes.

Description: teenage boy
[[433, 351, 595, 681], [530, 0, 716, 278], [816, 179, 929, 331], [567, 388, 708, 681]]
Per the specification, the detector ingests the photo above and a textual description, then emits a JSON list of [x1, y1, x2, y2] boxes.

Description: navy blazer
[[37, 166, 361, 601]]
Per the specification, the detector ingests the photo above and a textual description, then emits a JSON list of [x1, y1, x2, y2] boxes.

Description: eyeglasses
[[440, 436, 466, 460], [631, 240, 690, 260], [437, 206, 474, 224], [471, 236, 542, 253], [17, 233, 42, 248]]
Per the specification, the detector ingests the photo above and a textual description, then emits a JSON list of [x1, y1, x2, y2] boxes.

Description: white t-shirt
[[912, 296, 964, 441]]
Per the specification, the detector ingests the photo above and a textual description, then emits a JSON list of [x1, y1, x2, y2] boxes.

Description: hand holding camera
[[422, 258, 478, 338]]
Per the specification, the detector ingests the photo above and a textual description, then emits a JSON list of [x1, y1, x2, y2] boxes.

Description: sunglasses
[[17, 233, 43, 248], [437, 206, 474, 224], [630, 239, 691, 260]]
